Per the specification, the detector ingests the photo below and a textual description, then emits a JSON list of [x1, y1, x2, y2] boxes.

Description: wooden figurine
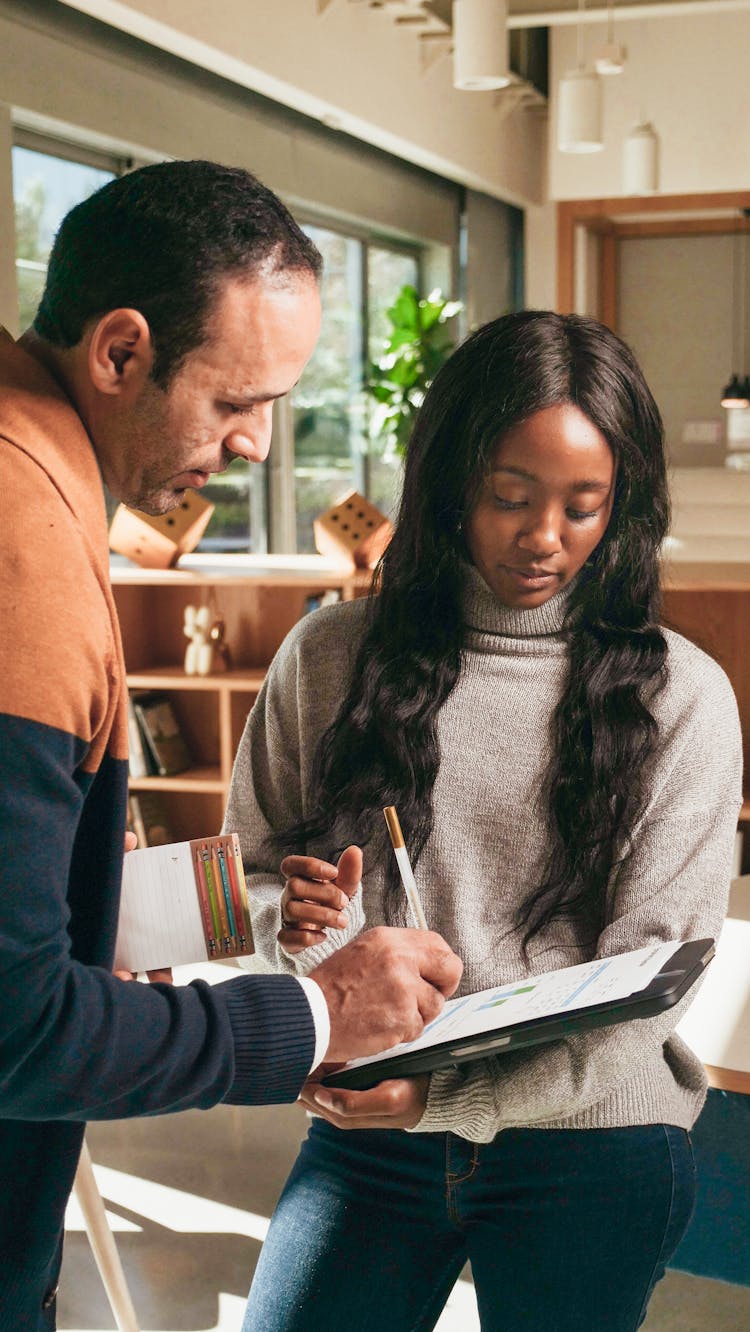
[[109, 491, 215, 569], [313, 490, 392, 571]]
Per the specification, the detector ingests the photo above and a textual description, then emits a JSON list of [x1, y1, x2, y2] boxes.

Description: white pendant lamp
[[452, 0, 510, 91], [558, 69, 603, 153], [557, 0, 603, 153], [623, 122, 659, 194]]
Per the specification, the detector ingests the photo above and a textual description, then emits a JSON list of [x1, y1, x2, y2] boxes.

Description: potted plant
[[365, 285, 462, 456]]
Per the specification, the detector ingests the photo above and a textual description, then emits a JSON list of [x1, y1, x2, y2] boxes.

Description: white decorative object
[[594, 0, 625, 74], [558, 68, 603, 153], [623, 121, 659, 194], [594, 41, 626, 75], [183, 604, 214, 676], [452, 0, 510, 91]]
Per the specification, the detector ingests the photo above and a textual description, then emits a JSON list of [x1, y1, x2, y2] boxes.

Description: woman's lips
[[503, 566, 560, 590]]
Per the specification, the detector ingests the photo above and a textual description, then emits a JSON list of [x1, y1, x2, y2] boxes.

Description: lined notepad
[[115, 833, 254, 972]]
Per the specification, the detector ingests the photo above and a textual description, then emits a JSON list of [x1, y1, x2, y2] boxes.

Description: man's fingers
[[334, 845, 363, 899], [412, 930, 464, 997]]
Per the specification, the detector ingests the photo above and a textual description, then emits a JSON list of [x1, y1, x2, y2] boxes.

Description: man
[[0, 159, 462, 1328]]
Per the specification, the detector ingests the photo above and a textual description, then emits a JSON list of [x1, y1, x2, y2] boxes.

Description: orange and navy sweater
[[0, 332, 314, 1327]]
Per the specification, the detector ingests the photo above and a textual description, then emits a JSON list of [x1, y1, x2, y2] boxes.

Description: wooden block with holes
[[313, 490, 392, 571], [108, 491, 215, 569]]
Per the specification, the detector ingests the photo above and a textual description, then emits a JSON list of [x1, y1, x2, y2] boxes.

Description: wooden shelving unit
[[661, 560, 750, 861], [112, 555, 749, 858], [111, 557, 370, 841]]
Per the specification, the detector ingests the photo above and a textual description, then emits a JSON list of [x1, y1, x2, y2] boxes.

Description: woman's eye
[[493, 496, 526, 511], [567, 507, 600, 522]]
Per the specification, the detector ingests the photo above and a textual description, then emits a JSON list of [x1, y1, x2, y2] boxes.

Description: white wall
[[59, 0, 546, 207], [618, 234, 734, 466], [550, 12, 750, 200]]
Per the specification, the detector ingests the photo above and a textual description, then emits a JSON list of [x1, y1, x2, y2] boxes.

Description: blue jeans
[[243, 1118, 695, 1331]]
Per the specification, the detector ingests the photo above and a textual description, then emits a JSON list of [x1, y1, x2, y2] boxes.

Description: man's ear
[[88, 309, 153, 395]]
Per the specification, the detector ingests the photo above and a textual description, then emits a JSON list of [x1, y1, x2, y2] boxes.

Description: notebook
[[115, 832, 254, 972]]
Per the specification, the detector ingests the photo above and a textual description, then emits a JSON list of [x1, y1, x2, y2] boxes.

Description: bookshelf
[[111, 556, 370, 841]]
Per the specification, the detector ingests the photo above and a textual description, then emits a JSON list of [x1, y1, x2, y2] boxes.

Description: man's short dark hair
[[34, 159, 323, 385]]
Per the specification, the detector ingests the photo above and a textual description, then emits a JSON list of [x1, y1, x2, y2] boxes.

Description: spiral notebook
[[115, 832, 254, 972]]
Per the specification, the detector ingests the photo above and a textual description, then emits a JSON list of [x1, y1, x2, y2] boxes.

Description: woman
[[225, 311, 742, 1331]]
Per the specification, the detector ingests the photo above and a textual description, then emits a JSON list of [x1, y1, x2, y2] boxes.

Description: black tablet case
[[323, 939, 715, 1091]]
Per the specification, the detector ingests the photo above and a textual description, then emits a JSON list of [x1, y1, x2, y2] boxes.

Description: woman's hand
[[299, 1071, 429, 1130], [279, 845, 362, 953]]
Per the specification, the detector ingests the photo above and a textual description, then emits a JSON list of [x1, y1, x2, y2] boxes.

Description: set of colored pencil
[[192, 833, 252, 957]]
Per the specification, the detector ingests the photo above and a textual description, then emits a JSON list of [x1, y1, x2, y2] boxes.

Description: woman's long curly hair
[[280, 310, 670, 947]]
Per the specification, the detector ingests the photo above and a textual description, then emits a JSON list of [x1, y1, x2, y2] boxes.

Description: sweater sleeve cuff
[[408, 1064, 500, 1143], [279, 885, 367, 972], [219, 972, 316, 1105]]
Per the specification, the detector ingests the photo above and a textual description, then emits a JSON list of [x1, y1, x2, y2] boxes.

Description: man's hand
[[299, 1071, 429, 1130], [278, 845, 362, 953], [310, 926, 462, 1064]]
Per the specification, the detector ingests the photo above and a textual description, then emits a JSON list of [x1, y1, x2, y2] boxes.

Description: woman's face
[[465, 403, 615, 610]]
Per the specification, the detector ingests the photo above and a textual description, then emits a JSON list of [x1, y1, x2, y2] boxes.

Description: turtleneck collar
[[461, 560, 575, 640]]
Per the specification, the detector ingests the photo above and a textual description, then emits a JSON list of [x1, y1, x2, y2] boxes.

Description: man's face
[[97, 270, 321, 514]]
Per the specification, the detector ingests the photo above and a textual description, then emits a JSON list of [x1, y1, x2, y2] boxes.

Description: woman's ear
[[87, 308, 153, 396]]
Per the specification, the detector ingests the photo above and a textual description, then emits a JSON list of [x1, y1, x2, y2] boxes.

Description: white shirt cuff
[[296, 976, 330, 1073]]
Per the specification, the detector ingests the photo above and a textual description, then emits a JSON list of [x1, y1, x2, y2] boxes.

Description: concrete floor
[[57, 961, 750, 1332]]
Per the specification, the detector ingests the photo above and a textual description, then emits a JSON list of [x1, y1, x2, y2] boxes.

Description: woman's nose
[[517, 508, 562, 556]]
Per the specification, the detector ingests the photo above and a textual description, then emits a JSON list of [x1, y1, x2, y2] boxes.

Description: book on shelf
[[130, 691, 192, 776], [127, 793, 172, 848], [301, 589, 341, 616], [126, 694, 152, 778], [115, 832, 255, 972]]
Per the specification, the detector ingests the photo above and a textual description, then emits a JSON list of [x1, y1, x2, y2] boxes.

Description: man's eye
[[226, 403, 254, 416]]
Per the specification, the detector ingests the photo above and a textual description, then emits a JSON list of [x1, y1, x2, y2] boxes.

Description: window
[[290, 225, 419, 554], [203, 224, 420, 556], [12, 136, 125, 332], [10, 138, 422, 557]]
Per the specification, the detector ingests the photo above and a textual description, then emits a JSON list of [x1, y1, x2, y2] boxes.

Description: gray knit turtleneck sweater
[[224, 566, 742, 1141]]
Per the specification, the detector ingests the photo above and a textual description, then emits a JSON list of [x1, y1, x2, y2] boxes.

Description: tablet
[[322, 937, 715, 1091]]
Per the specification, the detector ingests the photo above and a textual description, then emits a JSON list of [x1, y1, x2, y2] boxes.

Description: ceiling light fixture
[[623, 121, 659, 194], [557, 0, 603, 154], [452, 0, 510, 92], [594, 0, 626, 75]]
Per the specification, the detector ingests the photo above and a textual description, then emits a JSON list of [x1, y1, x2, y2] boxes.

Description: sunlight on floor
[[62, 1160, 480, 1332]]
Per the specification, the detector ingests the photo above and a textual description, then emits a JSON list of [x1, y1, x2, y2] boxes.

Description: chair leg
[[73, 1139, 140, 1332]]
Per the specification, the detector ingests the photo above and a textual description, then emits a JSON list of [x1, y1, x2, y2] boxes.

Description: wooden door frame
[[557, 191, 750, 329]]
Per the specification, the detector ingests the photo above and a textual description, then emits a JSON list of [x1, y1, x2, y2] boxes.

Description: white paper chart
[[343, 942, 679, 1074]]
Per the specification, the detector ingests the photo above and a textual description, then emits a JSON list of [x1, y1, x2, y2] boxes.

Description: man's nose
[[224, 403, 274, 464]]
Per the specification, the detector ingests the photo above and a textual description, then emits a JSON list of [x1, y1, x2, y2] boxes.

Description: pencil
[[383, 806, 429, 930]]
